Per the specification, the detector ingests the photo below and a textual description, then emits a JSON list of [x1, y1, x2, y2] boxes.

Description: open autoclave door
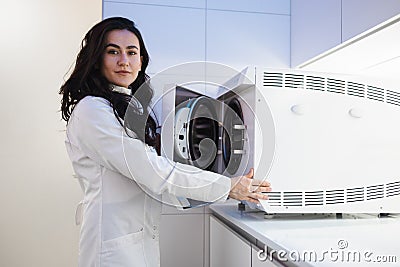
[[159, 67, 276, 209], [172, 85, 252, 177]]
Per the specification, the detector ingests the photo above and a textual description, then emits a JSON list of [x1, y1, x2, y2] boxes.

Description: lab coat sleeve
[[68, 97, 230, 203]]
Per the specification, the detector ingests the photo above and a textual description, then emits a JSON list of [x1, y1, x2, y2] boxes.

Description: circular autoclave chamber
[[174, 95, 246, 175]]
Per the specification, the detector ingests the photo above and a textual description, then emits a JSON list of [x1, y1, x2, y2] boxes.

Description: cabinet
[[210, 216, 281, 267], [103, 2, 206, 74], [210, 216, 251, 267], [206, 9, 290, 70], [160, 213, 205, 267], [342, 0, 400, 41], [291, 0, 342, 67], [291, 0, 400, 67]]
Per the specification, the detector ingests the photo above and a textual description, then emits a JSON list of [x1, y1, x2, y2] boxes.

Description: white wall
[[291, 0, 400, 67], [0, 1, 101, 266], [291, 0, 342, 67], [103, 0, 291, 74], [342, 0, 400, 41]]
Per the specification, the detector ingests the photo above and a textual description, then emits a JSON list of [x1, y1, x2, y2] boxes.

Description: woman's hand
[[229, 168, 271, 204]]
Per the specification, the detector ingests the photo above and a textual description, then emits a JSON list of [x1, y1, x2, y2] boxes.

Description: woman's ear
[[140, 56, 143, 70]]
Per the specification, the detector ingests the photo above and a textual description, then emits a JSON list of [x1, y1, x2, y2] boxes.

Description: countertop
[[209, 202, 400, 266]]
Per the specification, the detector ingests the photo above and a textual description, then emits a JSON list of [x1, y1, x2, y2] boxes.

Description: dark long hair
[[59, 17, 159, 152]]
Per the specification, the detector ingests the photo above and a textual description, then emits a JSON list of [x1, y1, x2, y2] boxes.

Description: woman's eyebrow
[[105, 43, 138, 50], [105, 43, 120, 49], [127, 45, 139, 50]]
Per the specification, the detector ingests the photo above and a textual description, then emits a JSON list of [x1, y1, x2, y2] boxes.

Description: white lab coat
[[65, 95, 230, 267]]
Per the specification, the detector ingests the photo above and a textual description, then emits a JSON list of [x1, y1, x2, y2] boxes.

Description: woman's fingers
[[245, 168, 254, 178], [228, 168, 272, 202], [250, 178, 271, 193], [251, 179, 271, 187], [250, 185, 272, 193], [250, 192, 268, 201], [242, 192, 269, 204]]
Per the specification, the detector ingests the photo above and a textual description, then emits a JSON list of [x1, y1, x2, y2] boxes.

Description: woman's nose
[[118, 53, 129, 66]]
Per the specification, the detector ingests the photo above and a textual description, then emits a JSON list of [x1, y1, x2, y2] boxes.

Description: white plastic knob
[[349, 108, 362, 118], [291, 104, 305, 115]]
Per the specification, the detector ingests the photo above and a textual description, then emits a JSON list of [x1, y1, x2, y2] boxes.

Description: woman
[[60, 17, 270, 267]]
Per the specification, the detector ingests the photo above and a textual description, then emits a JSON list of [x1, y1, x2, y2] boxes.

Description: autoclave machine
[[160, 66, 400, 214]]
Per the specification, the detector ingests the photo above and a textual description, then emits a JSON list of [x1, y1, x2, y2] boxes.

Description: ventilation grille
[[305, 191, 323, 206], [264, 181, 400, 207], [367, 86, 384, 102], [366, 184, 384, 200], [263, 72, 283, 87], [326, 189, 345, 205], [282, 192, 303, 206], [285, 73, 304, 89], [347, 82, 365, 98], [327, 78, 345, 94], [262, 71, 400, 106], [266, 192, 282, 207], [306, 76, 325, 91], [346, 187, 364, 203], [386, 90, 400, 106], [386, 181, 400, 197]]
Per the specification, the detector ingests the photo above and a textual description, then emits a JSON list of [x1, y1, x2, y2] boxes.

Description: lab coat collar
[[110, 84, 132, 95], [110, 84, 144, 114]]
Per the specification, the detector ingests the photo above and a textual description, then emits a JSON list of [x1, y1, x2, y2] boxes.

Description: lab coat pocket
[[100, 229, 146, 267]]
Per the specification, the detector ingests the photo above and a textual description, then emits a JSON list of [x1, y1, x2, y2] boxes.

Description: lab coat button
[[152, 235, 156, 239], [153, 226, 157, 230]]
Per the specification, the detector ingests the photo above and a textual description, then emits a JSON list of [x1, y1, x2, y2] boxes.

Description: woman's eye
[[128, 51, 137, 55], [107, 50, 118, 55]]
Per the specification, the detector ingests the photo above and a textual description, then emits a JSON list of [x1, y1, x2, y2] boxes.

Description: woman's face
[[101, 29, 142, 88]]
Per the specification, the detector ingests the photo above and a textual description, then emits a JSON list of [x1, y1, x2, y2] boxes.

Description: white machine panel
[[250, 68, 400, 213]]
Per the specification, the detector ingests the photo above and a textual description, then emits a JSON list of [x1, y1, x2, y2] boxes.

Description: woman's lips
[[115, 70, 131, 75]]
